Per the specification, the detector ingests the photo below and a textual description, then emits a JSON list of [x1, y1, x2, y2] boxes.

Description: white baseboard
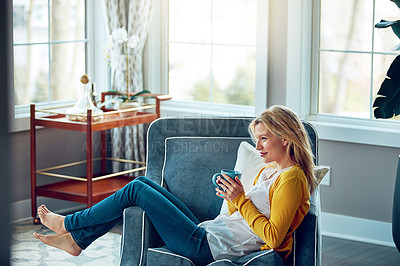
[[321, 212, 395, 247], [11, 197, 86, 223]]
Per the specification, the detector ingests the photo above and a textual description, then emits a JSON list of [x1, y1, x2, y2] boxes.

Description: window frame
[[11, 0, 107, 132], [287, 0, 400, 148], [146, 0, 268, 117]]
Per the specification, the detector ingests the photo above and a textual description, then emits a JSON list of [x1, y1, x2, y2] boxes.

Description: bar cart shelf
[[30, 93, 171, 224]]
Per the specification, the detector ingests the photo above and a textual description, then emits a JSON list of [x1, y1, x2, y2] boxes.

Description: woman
[[33, 105, 317, 265]]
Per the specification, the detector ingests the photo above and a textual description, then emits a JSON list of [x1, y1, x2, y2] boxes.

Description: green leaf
[[375, 20, 400, 50], [375, 20, 400, 40], [375, 20, 397, 28], [373, 55, 400, 119], [128, 90, 151, 101], [391, 0, 400, 9], [392, 22, 400, 40], [107, 90, 127, 99], [107, 90, 125, 96]]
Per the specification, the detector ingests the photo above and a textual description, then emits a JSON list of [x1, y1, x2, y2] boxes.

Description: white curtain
[[104, 0, 153, 174]]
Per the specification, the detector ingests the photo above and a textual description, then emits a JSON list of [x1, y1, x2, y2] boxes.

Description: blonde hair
[[249, 105, 317, 193]]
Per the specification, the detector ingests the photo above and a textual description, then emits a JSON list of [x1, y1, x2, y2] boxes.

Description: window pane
[[169, 43, 211, 102], [374, 0, 400, 52], [169, 0, 211, 43], [13, 0, 87, 108], [319, 52, 371, 118], [372, 54, 400, 120], [50, 42, 85, 101], [50, 0, 85, 41], [14, 45, 49, 105], [168, 1, 257, 107], [212, 0, 257, 45], [13, 0, 49, 44], [320, 0, 373, 51], [212, 46, 255, 105]]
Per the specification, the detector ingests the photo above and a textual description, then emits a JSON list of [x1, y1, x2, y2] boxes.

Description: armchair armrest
[[120, 206, 161, 266]]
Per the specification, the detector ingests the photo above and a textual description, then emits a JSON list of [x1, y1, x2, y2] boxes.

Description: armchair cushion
[[162, 137, 251, 222], [147, 247, 195, 266], [233, 141, 266, 192], [147, 246, 284, 266]]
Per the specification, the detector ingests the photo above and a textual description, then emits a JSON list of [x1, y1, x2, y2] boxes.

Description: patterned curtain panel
[[105, 0, 153, 175]]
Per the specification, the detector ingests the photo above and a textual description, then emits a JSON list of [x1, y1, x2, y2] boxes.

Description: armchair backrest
[[145, 117, 320, 265], [145, 118, 254, 184]]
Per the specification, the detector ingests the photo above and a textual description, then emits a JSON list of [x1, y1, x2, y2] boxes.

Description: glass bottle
[[66, 74, 103, 122]]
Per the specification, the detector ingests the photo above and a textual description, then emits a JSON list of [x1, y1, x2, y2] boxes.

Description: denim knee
[[125, 176, 147, 192]]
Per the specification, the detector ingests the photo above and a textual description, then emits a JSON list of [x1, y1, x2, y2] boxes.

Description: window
[[166, 0, 260, 108], [317, 0, 399, 119], [286, 0, 400, 148], [13, 0, 86, 108]]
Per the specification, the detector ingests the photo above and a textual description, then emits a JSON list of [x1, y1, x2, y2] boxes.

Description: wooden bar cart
[[30, 93, 171, 224]]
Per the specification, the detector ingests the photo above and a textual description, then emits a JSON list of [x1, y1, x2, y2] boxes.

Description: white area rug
[[11, 221, 121, 266]]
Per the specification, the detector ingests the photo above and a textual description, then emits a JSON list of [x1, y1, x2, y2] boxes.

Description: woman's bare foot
[[37, 205, 67, 234], [33, 232, 82, 256]]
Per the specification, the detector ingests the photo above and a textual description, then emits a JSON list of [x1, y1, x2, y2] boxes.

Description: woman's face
[[254, 122, 288, 165]]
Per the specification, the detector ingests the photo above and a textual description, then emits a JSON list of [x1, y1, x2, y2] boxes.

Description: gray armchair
[[119, 117, 321, 266]]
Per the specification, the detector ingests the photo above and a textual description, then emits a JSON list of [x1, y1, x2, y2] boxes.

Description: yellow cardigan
[[227, 164, 310, 261]]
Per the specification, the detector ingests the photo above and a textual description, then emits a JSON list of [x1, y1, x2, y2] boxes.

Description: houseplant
[[372, 0, 400, 253], [102, 27, 149, 116], [101, 89, 150, 117], [372, 0, 400, 118]]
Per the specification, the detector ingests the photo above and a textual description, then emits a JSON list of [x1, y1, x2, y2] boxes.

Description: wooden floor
[[322, 236, 400, 265]]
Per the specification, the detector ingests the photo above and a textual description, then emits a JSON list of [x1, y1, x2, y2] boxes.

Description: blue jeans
[[64, 176, 213, 265]]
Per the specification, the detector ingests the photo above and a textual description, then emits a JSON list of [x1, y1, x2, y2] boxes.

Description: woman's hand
[[215, 174, 244, 201]]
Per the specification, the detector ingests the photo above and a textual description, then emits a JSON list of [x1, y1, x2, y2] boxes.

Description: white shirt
[[199, 166, 292, 260]]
